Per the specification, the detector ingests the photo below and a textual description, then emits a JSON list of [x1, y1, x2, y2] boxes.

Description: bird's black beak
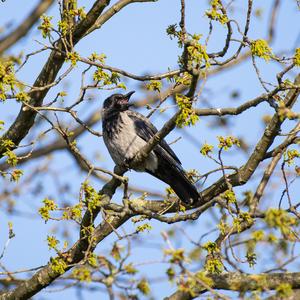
[[125, 91, 135, 100], [125, 91, 135, 108]]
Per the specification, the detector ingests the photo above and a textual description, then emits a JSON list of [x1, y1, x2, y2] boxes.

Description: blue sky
[[0, 0, 300, 299]]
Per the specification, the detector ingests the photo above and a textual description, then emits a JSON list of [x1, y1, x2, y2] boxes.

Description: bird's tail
[[146, 159, 202, 205]]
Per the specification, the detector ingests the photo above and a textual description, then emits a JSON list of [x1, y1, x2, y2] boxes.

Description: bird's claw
[[123, 177, 129, 200], [123, 158, 133, 169]]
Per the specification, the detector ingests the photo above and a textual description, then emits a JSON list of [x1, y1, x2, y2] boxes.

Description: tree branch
[[0, 0, 111, 157], [165, 272, 300, 300], [0, 0, 55, 54], [0, 170, 130, 299], [85, 0, 158, 36], [201, 74, 300, 201]]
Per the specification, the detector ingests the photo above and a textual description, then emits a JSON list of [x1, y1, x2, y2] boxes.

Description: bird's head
[[103, 91, 135, 113]]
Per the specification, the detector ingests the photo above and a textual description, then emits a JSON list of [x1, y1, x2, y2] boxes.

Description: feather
[[127, 110, 181, 164], [127, 110, 200, 204]]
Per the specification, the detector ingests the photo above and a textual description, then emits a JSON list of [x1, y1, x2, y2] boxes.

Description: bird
[[101, 91, 201, 205]]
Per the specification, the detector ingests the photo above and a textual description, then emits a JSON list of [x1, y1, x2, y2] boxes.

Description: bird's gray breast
[[103, 111, 158, 172]]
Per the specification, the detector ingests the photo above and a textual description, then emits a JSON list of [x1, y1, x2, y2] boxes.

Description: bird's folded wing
[[127, 111, 182, 165]]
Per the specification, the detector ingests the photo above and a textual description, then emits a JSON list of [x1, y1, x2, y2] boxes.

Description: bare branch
[[0, 0, 55, 54]]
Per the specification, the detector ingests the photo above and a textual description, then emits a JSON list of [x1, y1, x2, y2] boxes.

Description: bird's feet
[[123, 177, 129, 200], [124, 157, 135, 170]]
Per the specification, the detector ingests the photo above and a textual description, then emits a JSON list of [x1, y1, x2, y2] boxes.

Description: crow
[[102, 91, 201, 205]]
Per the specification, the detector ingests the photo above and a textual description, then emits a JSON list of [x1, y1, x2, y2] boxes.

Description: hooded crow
[[102, 91, 201, 205]]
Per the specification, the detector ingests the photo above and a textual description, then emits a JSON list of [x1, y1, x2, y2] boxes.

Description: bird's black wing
[[127, 110, 181, 164]]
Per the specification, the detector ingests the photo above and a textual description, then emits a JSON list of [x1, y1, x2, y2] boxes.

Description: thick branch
[[165, 272, 300, 300]]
